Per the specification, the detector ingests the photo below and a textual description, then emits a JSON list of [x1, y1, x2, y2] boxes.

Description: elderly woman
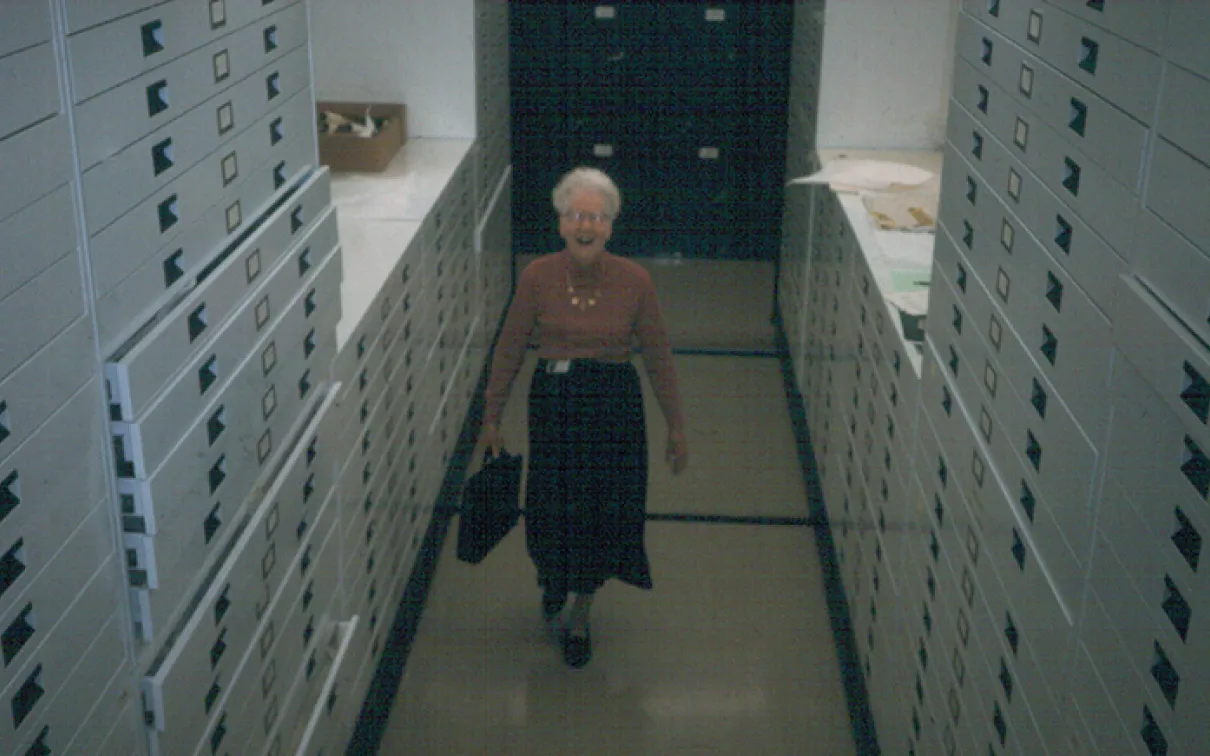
[[479, 166, 688, 668]]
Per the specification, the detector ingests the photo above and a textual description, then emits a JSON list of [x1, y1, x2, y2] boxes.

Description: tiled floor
[[375, 351, 859, 755]]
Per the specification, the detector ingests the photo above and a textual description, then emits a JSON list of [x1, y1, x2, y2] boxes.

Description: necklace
[[565, 267, 603, 311]]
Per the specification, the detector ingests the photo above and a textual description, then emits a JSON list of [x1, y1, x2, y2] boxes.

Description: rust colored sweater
[[482, 249, 685, 432]]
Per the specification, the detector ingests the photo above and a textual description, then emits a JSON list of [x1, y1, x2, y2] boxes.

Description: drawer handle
[[303, 473, 316, 503], [188, 304, 208, 342], [1142, 705, 1168, 755], [157, 195, 179, 233], [304, 289, 317, 317], [1062, 157, 1082, 196], [1079, 37, 1100, 75], [304, 329, 317, 358], [1013, 117, 1029, 150], [264, 25, 278, 53], [146, 80, 169, 117], [0, 471, 19, 524], [1182, 436, 1209, 499], [1087, 0, 1104, 10], [297, 245, 312, 275], [1162, 574, 1191, 640], [971, 131, 984, 160], [303, 615, 315, 646], [11, 663, 44, 728], [948, 346, 960, 376], [208, 455, 227, 494], [1182, 363, 1209, 424], [1020, 480, 1037, 522], [1040, 326, 1058, 365], [1045, 271, 1064, 312], [270, 117, 284, 145], [359, 400, 368, 425], [358, 368, 368, 392], [204, 503, 222, 545], [207, 406, 226, 445], [1025, 430, 1042, 471], [274, 161, 288, 188], [210, 629, 228, 669], [1151, 641, 1179, 707], [307, 436, 318, 467], [993, 702, 1008, 746], [961, 566, 975, 606], [303, 581, 315, 611], [1001, 609, 1021, 653], [266, 72, 282, 100], [199, 356, 219, 394], [163, 250, 185, 287], [965, 177, 977, 205], [152, 138, 174, 175], [976, 85, 989, 114], [290, 207, 305, 233], [1030, 379, 1048, 419], [1011, 529, 1027, 571], [980, 37, 993, 66], [941, 385, 953, 416], [929, 531, 940, 563], [1069, 97, 1088, 137], [987, 0, 1000, 16], [261, 542, 276, 580], [961, 221, 974, 249], [1054, 214, 1073, 254], [952, 305, 963, 334], [306, 653, 318, 681], [214, 584, 230, 625], [205, 679, 222, 714], [141, 20, 165, 57], [1173, 506, 1202, 573], [2, 603, 34, 666], [299, 369, 313, 399], [301, 545, 313, 576], [356, 334, 366, 359], [0, 539, 27, 601], [209, 713, 227, 755]]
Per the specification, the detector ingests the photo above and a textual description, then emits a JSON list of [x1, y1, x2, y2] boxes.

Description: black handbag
[[456, 450, 523, 564]]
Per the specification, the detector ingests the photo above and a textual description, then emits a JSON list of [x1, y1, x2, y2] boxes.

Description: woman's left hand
[[666, 428, 689, 476]]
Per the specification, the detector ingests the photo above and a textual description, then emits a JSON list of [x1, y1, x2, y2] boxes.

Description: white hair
[[552, 167, 622, 218]]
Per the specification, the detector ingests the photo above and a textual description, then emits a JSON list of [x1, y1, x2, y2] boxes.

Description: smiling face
[[559, 188, 614, 267]]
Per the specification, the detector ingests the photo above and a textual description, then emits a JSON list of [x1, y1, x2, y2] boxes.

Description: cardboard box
[[317, 102, 406, 172]]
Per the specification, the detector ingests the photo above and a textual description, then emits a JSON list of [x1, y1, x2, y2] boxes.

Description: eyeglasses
[[562, 210, 614, 224]]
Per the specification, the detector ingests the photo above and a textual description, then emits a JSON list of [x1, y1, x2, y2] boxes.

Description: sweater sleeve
[[482, 263, 540, 428], [634, 270, 685, 433]]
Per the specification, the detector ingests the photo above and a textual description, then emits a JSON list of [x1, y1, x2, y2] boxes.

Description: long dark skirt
[[525, 358, 652, 596]]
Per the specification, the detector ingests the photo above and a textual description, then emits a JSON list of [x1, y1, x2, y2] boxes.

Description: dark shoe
[[563, 625, 592, 668], [542, 588, 567, 622]]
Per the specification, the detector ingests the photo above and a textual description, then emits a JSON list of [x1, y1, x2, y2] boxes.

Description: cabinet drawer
[[68, 0, 305, 102], [0, 500, 115, 693], [141, 394, 337, 756], [0, 43, 60, 140], [1146, 138, 1210, 257], [1113, 275, 1210, 447], [952, 57, 1138, 248], [1157, 63, 1210, 172], [0, 256, 84, 386], [94, 136, 317, 353], [1166, 0, 1210, 81], [0, 385, 105, 623], [0, 186, 77, 307], [0, 318, 94, 472], [1130, 210, 1210, 347], [106, 182, 333, 425], [1042, 0, 1169, 53], [0, 115, 73, 235], [1, 601, 125, 755], [961, 0, 1162, 122], [957, 13, 1148, 189], [85, 60, 311, 252], [81, 47, 312, 232], [123, 256, 340, 644], [65, 669, 140, 756], [75, 2, 309, 170], [0, 0, 52, 59]]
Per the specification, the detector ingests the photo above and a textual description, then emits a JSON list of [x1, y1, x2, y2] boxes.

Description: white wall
[[309, 0, 477, 139], [816, 0, 961, 150]]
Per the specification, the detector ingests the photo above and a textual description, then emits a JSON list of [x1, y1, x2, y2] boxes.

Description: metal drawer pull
[[204, 504, 222, 545], [290, 207, 305, 233], [273, 161, 287, 188], [270, 117, 284, 145], [205, 679, 222, 714], [199, 356, 219, 394], [188, 304, 208, 342], [1079, 37, 1099, 74], [11, 663, 43, 728], [977, 85, 989, 114], [1062, 157, 1082, 196], [1172, 507, 1201, 571], [1151, 641, 1179, 707], [0, 471, 18, 523], [1020, 481, 1036, 521], [208, 456, 226, 494], [1031, 379, 1048, 419], [141, 20, 165, 57], [1182, 436, 1209, 499], [146, 80, 169, 117], [1040, 325, 1058, 365], [1182, 363, 1209, 424], [981, 38, 993, 66], [209, 713, 227, 754], [304, 329, 317, 358], [157, 195, 179, 232], [1026, 431, 1042, 470], [1162, 575, 1190, 640], [1011, 529, 1027, 570], [207, 407, 226, 445], [1142, 705, 1167, 755], [1055, 214, 1073, 253], [1046, 272, 1063, 312], [2, 603, 34, 666], [297, 245, 312, 275], [1069, 97, 1088, 137], [0, 402, 10, 448], [264, 25, 278, 53], [266, 72, 281, 99], [152, 138, 174, 175]]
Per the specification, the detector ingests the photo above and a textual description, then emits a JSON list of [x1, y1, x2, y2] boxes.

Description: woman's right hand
[[479, 423, 505, 458]]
